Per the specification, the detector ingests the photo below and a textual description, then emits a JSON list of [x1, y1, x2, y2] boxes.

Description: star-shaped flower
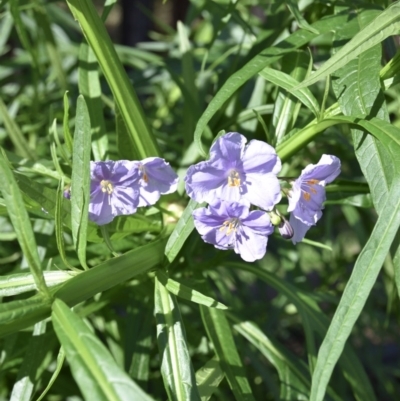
[[89, 160, 140, 225], [185, 132, 282, 211], [288, 154, 341, 243], [133, 157, 179, 207], [192, 199, 274, 262]]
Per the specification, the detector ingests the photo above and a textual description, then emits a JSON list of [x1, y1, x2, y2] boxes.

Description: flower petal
[[290, 214, 312, 244], [242, 139, 281, 175], [302, 154, 341, 185], [209, 132, 246, 163], [185, 163, 227, 203], [234, 224, 268, 262], [89, 190, 114, 225], [243, 172, 282, 210], [136, 158, 179, 207], [112, 187, 139, 216], [242, 210, 273, 236]]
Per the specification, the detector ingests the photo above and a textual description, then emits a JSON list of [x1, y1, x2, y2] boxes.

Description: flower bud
[[278, 217, 294, 240], [268, 210, 282, 226]]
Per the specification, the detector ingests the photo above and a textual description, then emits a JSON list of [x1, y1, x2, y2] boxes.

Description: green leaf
[[309, 178, 400, 401], [0, 270, 78, 297], [55, 237, 167, 306], [10, 321, 49, 401], [154, 277, 201, 401], [193, 12, 349, 155], [66, 0, 159, 158], [260, 66, 319, 120], [295, 3, 400, 89], [156, 270, 228, 310], [63, 92, 73, 154], [55, 179, 76, 270], [228, 263, 376, 401], [195, 357, 225, 401], [285, 0, 319, 34], [0, 150, 49, 297], [231, 317, 318, 401], [164, 199, 202, 263], [70, 95, 91, 269], [128, 301, 153, 386], [0, 238, 166, 338], [331, 7, 392, 213], [33, 2, 67, 90], [200, 306, 256, 401], [79, 42, 108, 160], [268, 50, 316, 143], [0, 97, 35, 160], [177, 21, 199, 148], [52, 299, 154, 401], [36, 346, 66, 401]]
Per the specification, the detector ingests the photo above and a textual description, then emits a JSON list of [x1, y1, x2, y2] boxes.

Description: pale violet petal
[[242, 211, 273, 236], [302, 154, 341, 185], [290, 214, 312, 244], [235, 224, 268, 262], [185, 163, 227, 203], [242, 139, 281, 175], [243, 172, 282, 210], [209, 132, 246, 162]]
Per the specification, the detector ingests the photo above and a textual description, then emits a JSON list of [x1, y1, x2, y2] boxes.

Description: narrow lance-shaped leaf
[[66, 0, 159, 159], [200, 305, 256, 401], [0, 97, 35, 160], [36, 347, 66, 401], [70, 95, 91, 269], [0, 238, 167, 338], [193, 12, 349, 155], [0, 150, 50, 297], [331, 7, 392, 214], [227, 262, 376, 401], [259, 65, 319, 120], [154, 277, 201, 401], [156, 270, 228, 310], [164, 199, 202, 263], [230, 317, 314, 401], [310, 177, 400, 401], [10, 321, 48, 401], [52, 299, 154, 401], [0, 270, 78, 298], [78, 42, 108, 160], [195, 357, 225, 401], [295, 3, 400, 88]]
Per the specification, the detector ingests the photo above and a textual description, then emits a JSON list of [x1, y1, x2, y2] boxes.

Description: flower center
[[302, 179, 319, 201], [100, 180, 114, 194], [227, 169, 241, 187], [139, 164, 149, 183], [219, 218, 241, 236]]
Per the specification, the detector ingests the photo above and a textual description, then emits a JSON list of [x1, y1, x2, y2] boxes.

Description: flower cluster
[[185, 132, 340, 262], [67, 158, 178, 225]]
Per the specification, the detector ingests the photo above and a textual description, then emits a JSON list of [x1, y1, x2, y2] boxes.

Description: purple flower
[[89, 160, 140, 225], [288, 154, 341, 243], [134, 157, 179, 207], [185, 132, 282, 211], [192, 199, 274, 262]]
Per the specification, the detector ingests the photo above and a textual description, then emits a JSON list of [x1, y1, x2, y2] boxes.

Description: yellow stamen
[[100, 180, 114, 194], [219, 218, 240, 236], [303, 192, 311, 201], [228, 170, 241, 187]]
